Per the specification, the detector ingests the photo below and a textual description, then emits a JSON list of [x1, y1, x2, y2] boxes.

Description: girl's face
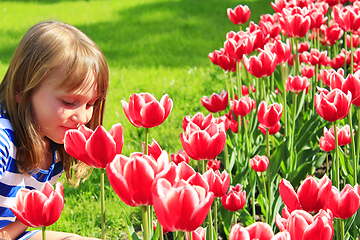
[[30, 65, 98, 144]]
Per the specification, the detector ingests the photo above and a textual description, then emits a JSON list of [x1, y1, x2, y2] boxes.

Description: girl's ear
[[14, 83, 21, 103]]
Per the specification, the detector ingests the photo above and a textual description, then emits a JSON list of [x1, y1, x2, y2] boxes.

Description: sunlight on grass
[[0, 0, 272, 237]]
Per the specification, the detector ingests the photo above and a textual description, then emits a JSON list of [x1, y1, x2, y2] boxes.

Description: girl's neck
[[41, 138, 53, 170]]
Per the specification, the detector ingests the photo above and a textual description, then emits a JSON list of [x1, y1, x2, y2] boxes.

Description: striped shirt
[[0, 109, 63, 228]]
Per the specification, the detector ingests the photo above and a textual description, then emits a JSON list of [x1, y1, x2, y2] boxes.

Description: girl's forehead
[[46, 63, 98, 95]]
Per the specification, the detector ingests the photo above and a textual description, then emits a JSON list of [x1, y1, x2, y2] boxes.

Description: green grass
[[0, 0, 273, 238]]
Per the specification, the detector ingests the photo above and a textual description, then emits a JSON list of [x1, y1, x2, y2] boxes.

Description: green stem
[[178, 231, 185, 240], [262, 172, 269, 224], [230, 72, 235, 100], [145, 128, 149, 155], [225, 71, 232, 102], [266, 129, 270, 160], [281, 64, 288, 137], [326, 153, 329, 176], [351, 32, 354, 74], [207, 204, 213, 240], [334, 121, 340, 189], [214, 199, 218, 238], [348, 107, 357, 185], [291, 93, 298, 171], [42, 226, 46, 240], [252, 177, 256, 220], [100, 168, 106, 240], [237, 60, 242, 98], [243, 115, 249, 158], [238, 115, 242, 165], [312, 65, 318, 116], [344, 33, 348, 76], [294, 37, 299, 76], [160, 225, 164, 240], [357, 107, 360, 184], [189, 231, 193, 240], [340, 219, 345, 240], [142, 206, 150, 240], [262, 77, 266, 102]]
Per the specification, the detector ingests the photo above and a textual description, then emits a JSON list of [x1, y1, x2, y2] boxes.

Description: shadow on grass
[[0, 0, 274, 69]]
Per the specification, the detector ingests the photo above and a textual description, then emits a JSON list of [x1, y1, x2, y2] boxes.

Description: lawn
[[0, 0, 273, 238]]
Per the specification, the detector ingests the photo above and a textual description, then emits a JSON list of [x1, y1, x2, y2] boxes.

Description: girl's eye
[[62, 100, 75, 106], [87, 103, 95, 108]]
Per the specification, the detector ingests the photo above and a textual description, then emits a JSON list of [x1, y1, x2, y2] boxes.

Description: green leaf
[[268, 139, 290, 182], [339, 147, 354, 176], [151, 220, 160, 240], [289, 161, 313, 187], [295, 90, 306, 120], [124, 211, 141, 240], [294, 114, 322, 151], [238, 208, 255, 226]]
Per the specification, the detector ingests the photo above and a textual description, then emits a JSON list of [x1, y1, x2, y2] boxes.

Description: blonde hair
[[0, 21, 109, 185]]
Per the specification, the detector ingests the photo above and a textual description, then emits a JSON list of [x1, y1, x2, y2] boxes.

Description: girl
[[0, 21, 108, 239]]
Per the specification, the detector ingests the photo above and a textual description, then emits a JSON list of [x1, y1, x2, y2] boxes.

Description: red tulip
[[248, 23, 271, 50], [279, 175, 332, 213], [224, 32, 255, 60], [201, 90, 228, 113], [330, 73, 360, 107], [286, 75, 311, 94], [243, 49, 277, 78], [203, 169, 230, 198], [10, 182, 64, 228], [333, 5, 360, 33], [153, 220, 171, 234], [297, 41, 310, 53], [257, 101, 283, 129], [302, 48, 328, 66], [346, 34, 360, 48], [152, 178, 214, 232], [143, 138, 162, 159], [250, 155, 269, 172], [180, 121, 226, 161], [259, 20, 281, 39], [207, 158, 221, 171], [276, 209, 334, 240], [208, 48, 237, 72], [314, 88, 352, 122], [229, 222, 275, 240], [155, 162, 197, 187], [227, 4, 251, 25], [64, 124, 123, 169], [171, 149, 190, 165], [278, 12, 311, 38], [319, 125, 353, 152], [230, 96, 255, 117], [319, 68, 344, 87], [322, 22, 344, 46], [309, 8, 328, 30], [186, 226, 206, 240], [225, 110, 240, 133], [241, 84, 256, 96], [301, 65, 315, 78], [246, 222, 275, 240], [182, 112, 213, 131], [121, 93, 173, 128], [326, 183, 360, 219], [258, 122, 281, 135], [106, 152, 170, 207], [221, 184, 246, 212], [214, 115, 230, 131]]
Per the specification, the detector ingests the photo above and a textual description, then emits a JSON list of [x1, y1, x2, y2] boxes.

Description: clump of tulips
[[13, 0, 360, 240]]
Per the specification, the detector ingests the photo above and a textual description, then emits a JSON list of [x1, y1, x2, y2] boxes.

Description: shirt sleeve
[[0, 128, 12, 177]]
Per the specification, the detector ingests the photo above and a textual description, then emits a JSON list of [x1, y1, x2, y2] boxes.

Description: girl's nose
[[71, 106, 92, 125]]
